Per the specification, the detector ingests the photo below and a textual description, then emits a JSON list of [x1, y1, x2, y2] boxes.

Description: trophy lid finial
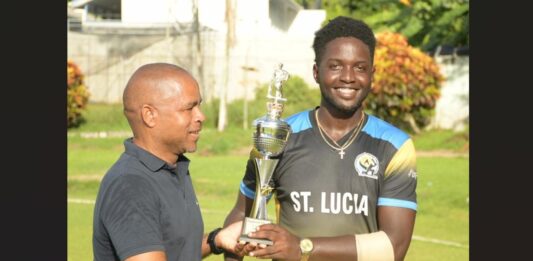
[[268, 63, 289, 101]]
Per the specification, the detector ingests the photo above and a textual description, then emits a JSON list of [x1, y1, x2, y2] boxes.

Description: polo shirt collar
[[123, 138, 190, 174]]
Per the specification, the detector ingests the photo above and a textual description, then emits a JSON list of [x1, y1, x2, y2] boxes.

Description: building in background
[[431, 46, 469, 131], [68, 0, 326, 104]]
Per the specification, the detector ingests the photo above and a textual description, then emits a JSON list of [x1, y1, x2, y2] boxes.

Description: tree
[[320, 0, 469, 52], [365, 32, 444, 133]]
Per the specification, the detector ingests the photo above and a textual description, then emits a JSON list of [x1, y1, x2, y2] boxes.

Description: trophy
[[239, 63, 292, 245]]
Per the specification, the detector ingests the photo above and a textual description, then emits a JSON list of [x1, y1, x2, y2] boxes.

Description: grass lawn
[[404, 156, 469, 260]]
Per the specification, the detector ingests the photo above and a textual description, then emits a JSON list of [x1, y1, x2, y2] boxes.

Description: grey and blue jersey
[[240, 108, 417, 237]]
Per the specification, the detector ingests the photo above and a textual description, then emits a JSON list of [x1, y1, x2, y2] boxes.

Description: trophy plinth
[[239, 63, 292, 245], [239, 217, 274, 245]]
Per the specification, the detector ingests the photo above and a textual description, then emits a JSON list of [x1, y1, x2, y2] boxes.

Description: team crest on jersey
[[354, 152, 379, 179]]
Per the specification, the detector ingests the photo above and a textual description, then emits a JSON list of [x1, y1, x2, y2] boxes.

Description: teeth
[[337, 88, 354, 92]]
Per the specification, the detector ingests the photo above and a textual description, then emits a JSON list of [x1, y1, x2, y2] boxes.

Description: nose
[[195, 107, 206, 123], [340, 67, 355, 83]]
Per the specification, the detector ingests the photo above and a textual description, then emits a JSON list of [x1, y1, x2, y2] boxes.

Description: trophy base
[[239, 217, 273, 245]]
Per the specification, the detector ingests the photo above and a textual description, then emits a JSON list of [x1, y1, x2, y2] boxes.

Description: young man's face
[[313, 37, 375, 113]]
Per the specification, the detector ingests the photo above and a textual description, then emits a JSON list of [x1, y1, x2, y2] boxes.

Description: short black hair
[[312, 16, 376, 65]]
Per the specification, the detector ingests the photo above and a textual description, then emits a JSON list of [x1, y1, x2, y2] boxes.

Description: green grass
[[405, 157, 469, 261], [69, 102, 130, 132], [67, 136, 124, 178], [68, 203, 95, 261], [412, 127, 469, 152], [195, 127, 252, 155]]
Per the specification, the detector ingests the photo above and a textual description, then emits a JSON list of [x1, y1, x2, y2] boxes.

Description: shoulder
[[96, 169, 159, 214], [284, 109, 313, 134], [100, 154, 157, 196], [362, 114, 411, 149]]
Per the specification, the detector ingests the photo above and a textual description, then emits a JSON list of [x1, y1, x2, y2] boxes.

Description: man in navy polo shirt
[[93, 63, 242, 261]]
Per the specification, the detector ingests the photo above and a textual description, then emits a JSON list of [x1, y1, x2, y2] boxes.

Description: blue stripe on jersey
[[285, 110, 313, 134], [240, 181, 273, 200], [240, 181, 255, 199], [362, 114, 410, 149], [378, 197, 417, 211]]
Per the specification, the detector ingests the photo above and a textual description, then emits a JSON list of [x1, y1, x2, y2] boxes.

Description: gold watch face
[[300, 238, 313, 253]]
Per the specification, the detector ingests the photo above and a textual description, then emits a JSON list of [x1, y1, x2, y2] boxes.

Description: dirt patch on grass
[[68, 175, 103, 181], [417, 150, 468, 158]]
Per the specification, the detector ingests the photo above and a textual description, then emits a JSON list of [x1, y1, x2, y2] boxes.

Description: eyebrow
[[183, 98, 202, 108], [326, 57, 369, 62]]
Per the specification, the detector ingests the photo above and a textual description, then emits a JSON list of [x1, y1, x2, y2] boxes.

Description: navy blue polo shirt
[[93, 138, 204, 261]]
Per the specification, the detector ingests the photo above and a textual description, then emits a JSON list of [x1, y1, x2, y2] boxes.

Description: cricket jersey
[[240, 108, 417, 237]]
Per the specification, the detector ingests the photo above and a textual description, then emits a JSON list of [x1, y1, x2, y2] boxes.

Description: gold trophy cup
[[239, 63, 292, 245]]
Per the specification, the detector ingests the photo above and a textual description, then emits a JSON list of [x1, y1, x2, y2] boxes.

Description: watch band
[[207, 227, 224, 255]]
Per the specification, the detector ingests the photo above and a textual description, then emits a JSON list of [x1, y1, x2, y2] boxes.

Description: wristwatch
[[207, 227, 224, 255], [299, 238, 314, 261]]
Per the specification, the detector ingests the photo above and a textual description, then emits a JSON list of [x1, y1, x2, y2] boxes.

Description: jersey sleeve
[[240, 156, 258, 200], [378, 138, 418, 211], [99, 175, 165, 259]]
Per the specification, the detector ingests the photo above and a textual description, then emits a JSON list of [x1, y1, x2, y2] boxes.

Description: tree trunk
[[192, 0, 206, 101], [218, 0, 235, 132]]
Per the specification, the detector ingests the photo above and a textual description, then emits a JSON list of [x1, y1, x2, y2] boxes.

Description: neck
[[316, 107, 364, 141], [317, 106, 364, 127]]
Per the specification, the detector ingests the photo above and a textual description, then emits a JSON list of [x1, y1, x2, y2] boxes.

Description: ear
[[312, 64, 319, 83], [141, 104, 158, 128]]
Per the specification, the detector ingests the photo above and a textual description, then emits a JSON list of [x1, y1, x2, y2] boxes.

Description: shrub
[[201, 98, 220, 129], [67, 60, 90, 128], [365, 32, 444, 133], [250, 75, 321, 121]]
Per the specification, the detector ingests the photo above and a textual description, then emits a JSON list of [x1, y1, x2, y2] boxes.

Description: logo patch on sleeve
[[408, 169, 417, 179], [354, 152, 379, 179]]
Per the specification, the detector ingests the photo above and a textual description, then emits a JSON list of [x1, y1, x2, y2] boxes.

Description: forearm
[[309, 231, 398, 261], [378, 207, 416, 261], [201, 234, 211, 258], [306, 235, 357, 261], [223, 196, 249, 260], [224, 207, 246, 227], [223, 209, 245, 260]]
